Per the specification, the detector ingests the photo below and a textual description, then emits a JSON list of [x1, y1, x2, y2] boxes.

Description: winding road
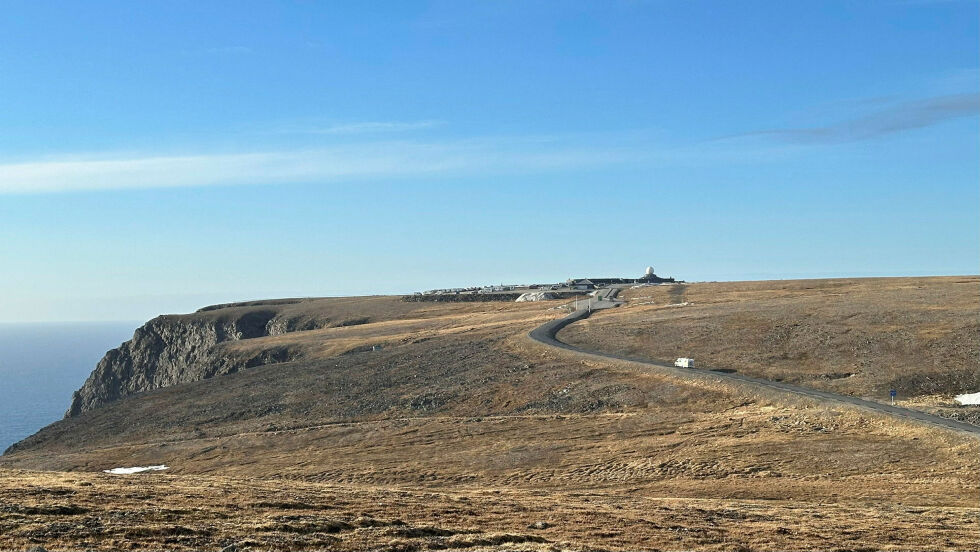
[[529, 290, 980, 438]]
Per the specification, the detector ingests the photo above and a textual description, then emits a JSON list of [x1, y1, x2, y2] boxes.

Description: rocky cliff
[[65, 303, 330, 417]]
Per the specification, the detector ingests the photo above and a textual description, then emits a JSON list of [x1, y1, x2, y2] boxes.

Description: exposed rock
[[406, 291, 581, 303], [65, 308, 319, 417], [405, 293, 523, 303]]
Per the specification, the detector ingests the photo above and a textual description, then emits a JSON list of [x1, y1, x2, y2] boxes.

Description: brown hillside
[[2, 277, 978, 551], [561, 276, 980, 420]]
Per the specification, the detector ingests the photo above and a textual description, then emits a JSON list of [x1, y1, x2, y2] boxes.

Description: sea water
[[0, 322, 137, 452]]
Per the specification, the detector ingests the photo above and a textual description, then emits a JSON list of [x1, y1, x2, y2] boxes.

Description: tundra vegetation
[[1, 277, 977, 551]]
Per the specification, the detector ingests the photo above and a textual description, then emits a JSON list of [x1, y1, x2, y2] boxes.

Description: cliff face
[[65, 307, 317, 417]]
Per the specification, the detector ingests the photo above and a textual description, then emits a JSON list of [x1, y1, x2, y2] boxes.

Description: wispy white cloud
[[20, 99, 957, 194], [721, 93, 979, 144], [0, 139, 637, 194], [180, 46, 253, 56], [270, 120, 445, 135], [205, 45, 252, 55]]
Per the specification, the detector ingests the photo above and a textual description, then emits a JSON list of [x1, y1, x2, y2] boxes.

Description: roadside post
[[890, 389, 896, 405]]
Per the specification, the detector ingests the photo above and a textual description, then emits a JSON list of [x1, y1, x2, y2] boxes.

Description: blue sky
[[1, 1, 977, 322]]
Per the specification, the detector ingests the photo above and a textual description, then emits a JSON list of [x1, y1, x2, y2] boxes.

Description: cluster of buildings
[[415, 284, 551, 296], [567, 266, 676, 290], [415, 266, 677, 296]]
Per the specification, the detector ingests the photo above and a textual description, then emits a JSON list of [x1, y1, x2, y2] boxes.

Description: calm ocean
[[0, 322, 137, 452]]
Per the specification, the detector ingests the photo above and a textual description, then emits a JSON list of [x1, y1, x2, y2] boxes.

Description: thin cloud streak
[[314, 121, 445, 134], [205, 46, 252, 55], [728, 93, 979, 144], [179, 46, 253, 56], [0, 140, 636, 194], [266, 120, 445, 136]]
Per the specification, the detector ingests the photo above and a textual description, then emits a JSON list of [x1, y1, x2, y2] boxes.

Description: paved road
[[529, 296, 980, 438]]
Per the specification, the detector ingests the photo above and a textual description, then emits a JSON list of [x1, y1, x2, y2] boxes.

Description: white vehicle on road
[[674, 357, 695, 368]]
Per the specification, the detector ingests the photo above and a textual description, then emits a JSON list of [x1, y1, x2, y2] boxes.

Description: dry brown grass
[[2, 466, 978, 552], [2, 277, 978, 550], [219, 301, 559, 362], [562, 277, 980, 404]]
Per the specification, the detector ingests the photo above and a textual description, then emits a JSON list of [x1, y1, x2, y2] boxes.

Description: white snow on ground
[[515, 292, 557, 302], [954, 392, 980, 405], [103, 465, 169, 475]]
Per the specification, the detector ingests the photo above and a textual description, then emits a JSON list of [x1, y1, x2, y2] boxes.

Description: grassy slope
[[3, 467, 978, 552], [562, 277, 980, 404], [2, 278, 978, 551]]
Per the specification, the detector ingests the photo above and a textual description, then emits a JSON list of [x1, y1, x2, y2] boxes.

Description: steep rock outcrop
[[65, 309, 306, 417]]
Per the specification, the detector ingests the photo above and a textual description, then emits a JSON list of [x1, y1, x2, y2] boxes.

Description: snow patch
[[103, 465, 169, 475], [954, 392, 980, 406], [515, 292, 557, 302]]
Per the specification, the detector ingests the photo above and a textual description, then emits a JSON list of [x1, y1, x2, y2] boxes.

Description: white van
[[674, 357, 695, 368]]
